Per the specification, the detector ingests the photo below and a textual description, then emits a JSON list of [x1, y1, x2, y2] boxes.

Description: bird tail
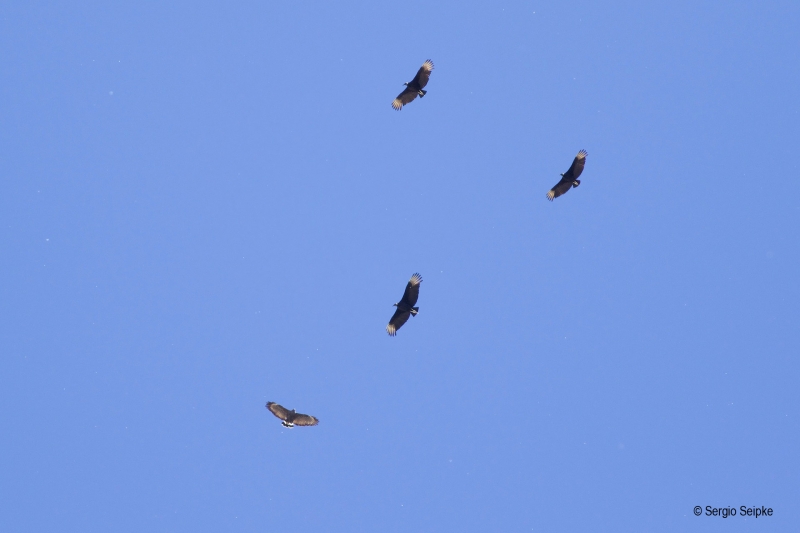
[[410, 307, 419, 316], [572, 180, 581, 188], [419, 89, 427, 97]]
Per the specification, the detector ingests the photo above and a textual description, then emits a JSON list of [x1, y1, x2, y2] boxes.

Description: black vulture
[[547, 150, 588, 201], [266, 402, 319, 428], [391, 60, 434, 110], [387, 273, 422, 336]]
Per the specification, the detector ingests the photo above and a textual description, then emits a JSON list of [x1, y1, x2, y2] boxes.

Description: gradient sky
[[1, 2, 798, 532]]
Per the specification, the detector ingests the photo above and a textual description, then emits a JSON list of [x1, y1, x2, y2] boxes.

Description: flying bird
[[266, 402, 319, 428], [547, 150, 588, 201], [387, 273, 422, 336], [391, 60, 434, 110]]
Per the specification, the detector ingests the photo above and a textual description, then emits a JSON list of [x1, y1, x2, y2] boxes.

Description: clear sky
[[1, 2, 798, 531]]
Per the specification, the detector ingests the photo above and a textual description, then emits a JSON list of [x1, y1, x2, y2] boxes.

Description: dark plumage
[[547, 150, 588, 201], [387, 273, 422, 336], [391, 60, 434, 110], [266, 402, 319, 428]]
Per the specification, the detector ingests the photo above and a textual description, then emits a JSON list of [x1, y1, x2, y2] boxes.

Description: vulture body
[[392, 60, 434, 110], [547, 150, 588, 201], [266, 402, 319, 428], [387, 273, 422, 336]]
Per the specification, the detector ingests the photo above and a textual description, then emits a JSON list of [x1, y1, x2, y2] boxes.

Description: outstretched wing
[[266, 402, 292, 421], [411, 60, 434, 89], [547, 177, 574, 201], [563, 150, 587, 181], [387, 309, 411, 336], [292, 413, 319, 426], [392, 87, 418, 110], [400, 273, 422, 306]]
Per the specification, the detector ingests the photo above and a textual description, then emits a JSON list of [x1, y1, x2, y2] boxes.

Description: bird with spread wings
[[392, 60, 434, 110], [266, 402, 319, 428], [387, 273, 422, 336], [547, 150, 588, 201]]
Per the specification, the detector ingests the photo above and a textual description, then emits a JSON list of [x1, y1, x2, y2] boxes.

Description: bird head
[[560, 173, 565, 177], [403, 82, 409, 87], [291, 409, 296, 413], [393, 303, 398, 307]]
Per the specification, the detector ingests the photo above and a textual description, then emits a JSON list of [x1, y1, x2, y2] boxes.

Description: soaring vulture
[[547, 150, 588, 201], [391, 60, 434, 110], [387, 273, 422, 336], [266, 402, 319, 428]]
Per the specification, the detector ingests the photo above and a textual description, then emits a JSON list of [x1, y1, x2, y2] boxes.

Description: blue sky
[[1, 2, 798, 531]]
